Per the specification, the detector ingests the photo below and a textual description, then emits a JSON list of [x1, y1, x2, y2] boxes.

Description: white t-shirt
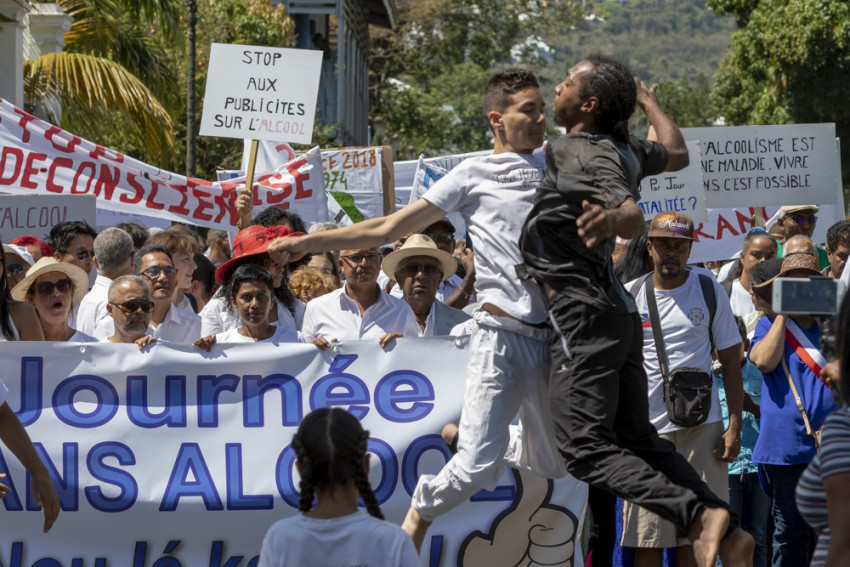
[[75, 275, 111, 336], [69, 330, 98, 343], [422, 152, 548, 323], [216, 326, 301, 344], [258, 510, 420, 567], [300, 286, 420, 342], [629, 269, 741, 434], [200, 295, 304, 336], [729, 279, 755, 318]]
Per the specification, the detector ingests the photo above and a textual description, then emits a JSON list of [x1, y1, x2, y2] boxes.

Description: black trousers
[[547, 293, 728, 538]]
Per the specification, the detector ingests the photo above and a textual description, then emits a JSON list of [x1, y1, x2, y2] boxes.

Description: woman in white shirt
[[195, 263, 300, 347], [11, 257, 96, 342], [0, 240, 43, 341]]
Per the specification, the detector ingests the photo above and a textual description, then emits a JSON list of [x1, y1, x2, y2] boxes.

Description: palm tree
[[23, 0, 184, 167]]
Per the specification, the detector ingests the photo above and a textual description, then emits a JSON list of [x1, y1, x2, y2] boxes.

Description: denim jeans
[[760, 463, 813, 567], [728, 472, 771, 567]]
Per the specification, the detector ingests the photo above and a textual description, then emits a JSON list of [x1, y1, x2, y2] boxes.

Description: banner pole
[[237, 139, 259, 230]]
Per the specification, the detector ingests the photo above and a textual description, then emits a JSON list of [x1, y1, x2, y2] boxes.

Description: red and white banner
[[0, 339, 587, 566], [0, 99, 329, 231]]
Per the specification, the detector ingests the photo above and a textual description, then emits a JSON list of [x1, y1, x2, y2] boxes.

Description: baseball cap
[[779, 205, 819, 217], [647, 212, 695, 240]]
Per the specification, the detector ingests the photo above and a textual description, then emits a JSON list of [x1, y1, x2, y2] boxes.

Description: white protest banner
[[0, 194, 95, 241], [682, 123, 840, 209], [0, 99, 329, 230], [199, 44, 322, 144], [0, 340, 586, 566], [637, 141, 707, 223], [321, 148, 384, 222]]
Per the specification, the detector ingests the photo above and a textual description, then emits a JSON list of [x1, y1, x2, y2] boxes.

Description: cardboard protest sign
[[637, 141, 707, 223], [0, 99, 329, 230], [199, 44, 322, 144], [682, 123, 840, 209], [0, 194, 95, 241], [321, 147, 386, 221]]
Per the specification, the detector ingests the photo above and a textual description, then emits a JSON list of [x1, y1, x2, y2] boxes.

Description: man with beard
[[94, 245, 201, 343], [103, 276, 156, 349], [299, 247, 419, 348], [623, 212, 744, 567]]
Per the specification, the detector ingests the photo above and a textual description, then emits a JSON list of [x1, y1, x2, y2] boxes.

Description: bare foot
[[687, 506, 729, 567], [441, 423, 459, 451], [401, 506, 432, 554], [718, 528, 754, 567]]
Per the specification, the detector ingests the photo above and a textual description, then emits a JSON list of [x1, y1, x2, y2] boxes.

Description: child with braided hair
[[258, 408, 420, 567]]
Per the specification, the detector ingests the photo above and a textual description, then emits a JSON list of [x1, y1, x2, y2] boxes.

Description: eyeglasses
[[67, 249, 95, 261], [400, 263, 443, 278], [342, 253, 382, 265], [110, 300, 155, 314], [425, 232, 454, 243], [140, 267, 178, 279], [34, 279, 72, 296], [6, 263, 25, 275], [790, 215, 817, 225]]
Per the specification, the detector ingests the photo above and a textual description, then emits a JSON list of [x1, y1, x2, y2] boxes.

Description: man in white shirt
[[624, 212, 745, 566], [103, 276, 155, 349], [300, 247, 419, 347], [76, 228, 135, 336], [94, 245, 201, 343], [382, 234, 471, 337], [269, 69, 571, 552]]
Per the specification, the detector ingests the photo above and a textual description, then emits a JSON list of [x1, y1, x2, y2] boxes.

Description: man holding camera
[[749, 252, 839, 566], [624, 212, 745, 566]]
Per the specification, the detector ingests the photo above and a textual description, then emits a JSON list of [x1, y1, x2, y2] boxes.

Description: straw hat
[[381, 234, 457, 283], [776, 252, 821, 278], [214, 225, 305, 284], [11, 257, 88, 308]]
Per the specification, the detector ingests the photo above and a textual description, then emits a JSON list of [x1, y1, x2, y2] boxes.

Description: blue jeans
[[729, 472, 771, 567], [761, 463, 813, 567]]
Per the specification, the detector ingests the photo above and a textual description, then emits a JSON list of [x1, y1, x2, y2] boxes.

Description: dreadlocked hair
[[291, 408, 384, 519], [579, 54, 636, 144]]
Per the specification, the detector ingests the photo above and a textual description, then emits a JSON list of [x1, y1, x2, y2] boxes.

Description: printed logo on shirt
[[688, 308, 706, 326], [640, 313, 652, 328]]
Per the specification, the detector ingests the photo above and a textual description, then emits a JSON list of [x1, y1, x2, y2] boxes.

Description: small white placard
[[638, 140, 707, 223], [0, 194, 96, 242], [199, 44, 322, 144]]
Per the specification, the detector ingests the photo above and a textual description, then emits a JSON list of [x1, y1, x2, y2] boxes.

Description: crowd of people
[[0, 54, 847, 567]]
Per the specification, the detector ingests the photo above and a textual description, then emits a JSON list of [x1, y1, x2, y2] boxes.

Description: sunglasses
[[425, 232, 454, 243], [400, 263, 442, 277], [34, 278, 73, 296], [6, 263, 25, 275], [110, 300, 155, 314], [342, 253, 382, 265], [141, 267, 178, 279], [66, 249, 95, 260], [790, 215, 817, 225]]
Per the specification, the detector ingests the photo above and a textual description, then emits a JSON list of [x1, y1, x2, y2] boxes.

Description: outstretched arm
[[268, 199, 447, 265], [636, 79, 689, 172]]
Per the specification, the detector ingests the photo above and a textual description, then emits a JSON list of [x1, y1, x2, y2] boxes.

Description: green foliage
[[631, 73, 717, 135], [709, 0, 850, 188], [371, 0, 589, 157]]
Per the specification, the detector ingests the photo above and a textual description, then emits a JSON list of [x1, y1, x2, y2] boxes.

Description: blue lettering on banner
[[309, 355, 371, 419], [161, 444, 223, 511], [127, 376, 187, 428], [375, 371, 434, 422], [197, 375, 240, 428], [53, 376, 119, 428], [401, 435, 451, 495], [13, 355, 436, 428], [225, 443, 273, 510], [275, 446, 299, 508], [86, 442, 137, 512], [242, 374, 301, 427], [367, 438, 398, 504]]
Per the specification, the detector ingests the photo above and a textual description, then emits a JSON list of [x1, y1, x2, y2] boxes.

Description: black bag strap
[[697, 273, 716, 349], [628, 272, 653, 297], [644, 276, 670, 380]]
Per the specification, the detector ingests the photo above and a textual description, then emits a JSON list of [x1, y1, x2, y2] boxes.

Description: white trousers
[[411, 309, 568, 521]]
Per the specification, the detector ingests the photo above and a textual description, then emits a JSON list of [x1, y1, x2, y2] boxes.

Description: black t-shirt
[[518, 132, 668, 311]]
